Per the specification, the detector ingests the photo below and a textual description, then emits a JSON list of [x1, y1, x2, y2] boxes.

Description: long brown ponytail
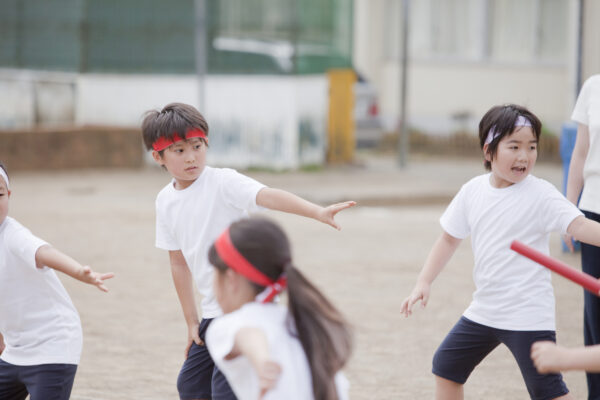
[[208, 217, 352, 400]]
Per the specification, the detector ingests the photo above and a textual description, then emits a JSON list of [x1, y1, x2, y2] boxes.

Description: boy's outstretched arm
[[35, 245, 114, 292], [227, 326, 281, 398], [256, 187, 356, 230], [567, 216, 600, 248], [531, 341, 600, 373], [169, 250, 203, 358], [400, 231, 462, 317]]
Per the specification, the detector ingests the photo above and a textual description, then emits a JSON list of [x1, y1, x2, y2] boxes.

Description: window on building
[[386, 0, 568, 65]]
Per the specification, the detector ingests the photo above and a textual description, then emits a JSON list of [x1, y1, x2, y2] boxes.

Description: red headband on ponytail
[[215, 227, 287, 303]]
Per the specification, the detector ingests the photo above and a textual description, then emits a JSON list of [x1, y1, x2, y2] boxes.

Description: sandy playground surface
[[8, 166, 589, 399]]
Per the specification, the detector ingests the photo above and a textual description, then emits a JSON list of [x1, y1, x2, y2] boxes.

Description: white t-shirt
[[155, 167, 265, 318], [0, 217, 82, 366], [206, 302, 349, 400], [440, 174, 583, 331], [572, 74, 600, 214]]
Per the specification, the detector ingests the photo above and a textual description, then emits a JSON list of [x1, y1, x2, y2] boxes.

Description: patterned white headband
[[0, 168, 9, 190], [485, 115, 532, 145]]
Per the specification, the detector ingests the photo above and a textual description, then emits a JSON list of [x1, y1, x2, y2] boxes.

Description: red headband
[[215, 228, 287, 303], [152, 129, 207, 152]]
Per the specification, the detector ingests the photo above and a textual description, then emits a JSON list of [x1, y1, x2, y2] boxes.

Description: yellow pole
[[327, 69, 356, 163]]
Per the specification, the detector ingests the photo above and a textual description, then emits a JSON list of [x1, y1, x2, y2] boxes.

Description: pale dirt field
[[8, 165, 589, 399]]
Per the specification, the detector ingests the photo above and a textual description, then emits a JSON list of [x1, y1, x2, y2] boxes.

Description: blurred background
[[0, 0, 598, 170]]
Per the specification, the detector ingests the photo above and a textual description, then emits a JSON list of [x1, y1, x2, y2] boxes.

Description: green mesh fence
[[0, 0, 352, 74]]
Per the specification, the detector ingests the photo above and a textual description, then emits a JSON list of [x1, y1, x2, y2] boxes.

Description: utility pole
[[397, 0, 410, 167], [195, 0, 207, 112]]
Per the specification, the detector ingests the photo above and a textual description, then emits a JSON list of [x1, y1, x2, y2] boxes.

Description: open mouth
[[512, 166, 526, 173]]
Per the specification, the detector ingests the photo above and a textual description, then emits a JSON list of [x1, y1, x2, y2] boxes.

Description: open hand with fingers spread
[[80, 266, 114, 292], [318, 201, 357, 230], [400, 282, 430, 318]]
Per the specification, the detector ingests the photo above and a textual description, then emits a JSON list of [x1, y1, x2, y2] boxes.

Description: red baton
[[510, 240, 600, 296]]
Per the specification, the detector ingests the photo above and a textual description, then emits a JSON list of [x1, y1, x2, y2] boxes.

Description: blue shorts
[[177, 318, 236, 400], [0, 359, 77, 400], [432, 317, 569, 400]]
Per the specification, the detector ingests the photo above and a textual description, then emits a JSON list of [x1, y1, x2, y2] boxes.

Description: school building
[[1, 0, 599, 168], [354, 0, 600, 136]]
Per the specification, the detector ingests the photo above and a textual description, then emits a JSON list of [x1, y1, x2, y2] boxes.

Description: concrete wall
[[0, 72, 328, 170]]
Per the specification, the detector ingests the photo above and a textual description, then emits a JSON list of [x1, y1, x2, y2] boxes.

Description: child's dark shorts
[[177, 318, 236, 400], [0, 358, 77, 400], [432, 316, 569, 400]]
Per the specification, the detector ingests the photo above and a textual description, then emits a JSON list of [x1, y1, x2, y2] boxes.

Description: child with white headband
[[401, 104, 600, 400], [141, 102, 355, 400], [205, 217, 351, 400], [0, 161, 114, 400]]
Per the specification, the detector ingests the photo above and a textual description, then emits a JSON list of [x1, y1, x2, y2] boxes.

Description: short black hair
[[479, 104, 541, 170], [141, 102, 209, 154]]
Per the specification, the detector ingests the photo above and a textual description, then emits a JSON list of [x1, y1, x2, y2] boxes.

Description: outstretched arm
[[567, 216, 600, 248], [563, 123, 589, 251], [227, 326, 281, 398], [400, 231, 462, 317], [256, 187, 356, 230], [35, 245, 114, 292], [531, 341, 600, 373], [169, 250, 203, 358]]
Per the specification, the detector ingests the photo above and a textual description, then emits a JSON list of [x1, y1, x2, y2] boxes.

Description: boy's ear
[[151, 150, 163, 165], [483, 143, 492, 162]]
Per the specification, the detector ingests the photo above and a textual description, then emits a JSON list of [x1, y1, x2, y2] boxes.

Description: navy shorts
[[0, 358, 77, 400], [432, 316, 569, 400], [177, 318, 236, 400]]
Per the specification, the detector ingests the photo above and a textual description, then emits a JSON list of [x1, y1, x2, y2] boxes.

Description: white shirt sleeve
[[539, 181, 584, 234], [219, 169, 266, 213], [440, 184, 470, 239], [155, 198, 179, 250], [572, 77, 592, 125], [7, 224, 47, 271]]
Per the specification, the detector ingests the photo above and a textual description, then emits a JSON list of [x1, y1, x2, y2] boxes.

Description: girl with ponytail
[[205, 217, 352, 400]]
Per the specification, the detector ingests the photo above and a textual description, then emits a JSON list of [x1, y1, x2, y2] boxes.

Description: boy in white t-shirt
[[0, 162, 114, 400], [400, 104, 600, 400], [141, 102, 355, 400]]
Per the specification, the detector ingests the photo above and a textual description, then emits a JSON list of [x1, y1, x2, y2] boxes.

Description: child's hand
[[257, 359, 282, 399], [185, 322, 203, 359], [562, 233, 576, 253], [317, 201, 356, 230], [80, 266, 114, 292], [400, 282, 430, 318], [531, 341, 566, 374]]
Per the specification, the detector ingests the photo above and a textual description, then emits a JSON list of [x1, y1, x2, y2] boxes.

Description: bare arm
[[256, 187, 355, 230], [169, 250, 203, 356], [567, 216, 600, 247], [0, 332, 4, 355], [35, 245, 113, 292], [566, 123, 589, 205], [400, 231, 462, 317], [563, 124, 590, 251], [532, 341, 600, 373], [228, 327, 281, 398]]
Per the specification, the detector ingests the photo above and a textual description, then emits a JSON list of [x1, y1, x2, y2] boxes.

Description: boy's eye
[[194, 144, 203, 149]]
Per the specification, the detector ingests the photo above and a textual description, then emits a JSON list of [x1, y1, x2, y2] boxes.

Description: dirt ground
[[8, 166, 588, 399]]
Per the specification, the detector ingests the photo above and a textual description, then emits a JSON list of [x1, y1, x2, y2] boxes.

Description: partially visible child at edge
[[400, 104, 600, 400], [141, 102, 355, 400], [205, 217, 351, 400], [0, 161, 114, 400]]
